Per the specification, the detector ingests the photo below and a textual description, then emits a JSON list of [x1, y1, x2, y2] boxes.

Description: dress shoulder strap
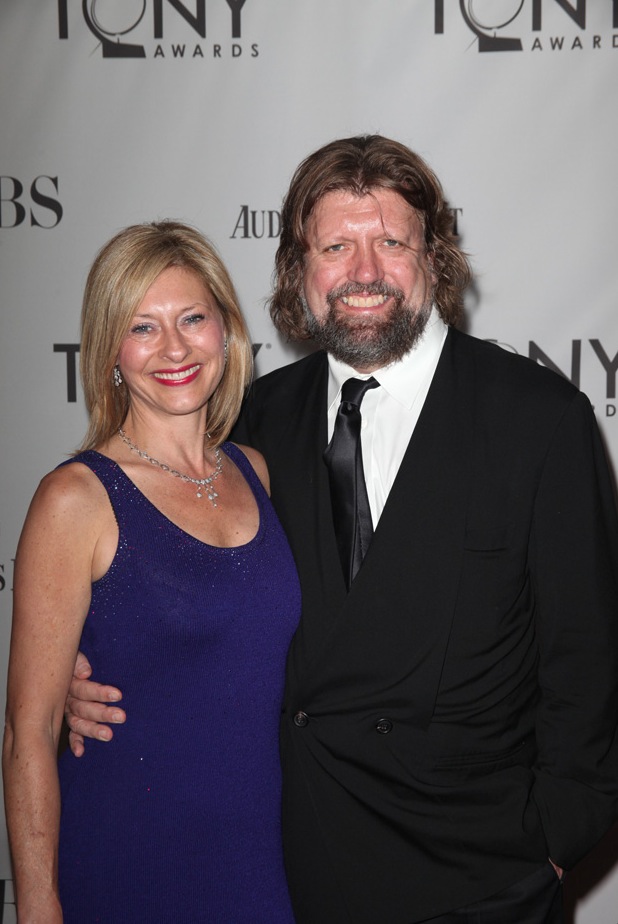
[[222, 441, 267, 498], [59, 450, 142, 530]]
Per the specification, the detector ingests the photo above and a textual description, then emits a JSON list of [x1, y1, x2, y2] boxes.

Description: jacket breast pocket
[[453, 520, 532, 636]]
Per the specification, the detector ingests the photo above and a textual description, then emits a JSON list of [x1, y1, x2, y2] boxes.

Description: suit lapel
[[262, 355, 348, 672]]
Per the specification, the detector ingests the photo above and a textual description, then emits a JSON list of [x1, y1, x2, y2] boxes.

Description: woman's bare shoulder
[[27, 459, 111, 526]]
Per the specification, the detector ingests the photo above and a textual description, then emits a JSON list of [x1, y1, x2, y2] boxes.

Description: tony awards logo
[[57, 0, 255, 59]]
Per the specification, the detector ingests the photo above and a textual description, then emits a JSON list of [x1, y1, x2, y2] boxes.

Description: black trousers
[[422, 863, 563, 924]]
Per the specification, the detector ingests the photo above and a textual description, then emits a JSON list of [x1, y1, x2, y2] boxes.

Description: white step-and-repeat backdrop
[[1, 2, 617, 921]]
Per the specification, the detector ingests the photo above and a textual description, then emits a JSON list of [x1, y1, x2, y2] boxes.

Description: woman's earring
[[113, 365, 123, 387], [223, 338, 228, 365]]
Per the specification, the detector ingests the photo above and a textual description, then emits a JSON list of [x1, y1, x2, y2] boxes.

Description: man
[[67, 135, 618, 923]]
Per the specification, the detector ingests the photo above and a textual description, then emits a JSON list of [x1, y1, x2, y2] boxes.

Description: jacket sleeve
[[530, 390, 618, 868]]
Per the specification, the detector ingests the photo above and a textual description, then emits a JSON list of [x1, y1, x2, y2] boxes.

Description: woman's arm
[[2, 465, 110, 923]]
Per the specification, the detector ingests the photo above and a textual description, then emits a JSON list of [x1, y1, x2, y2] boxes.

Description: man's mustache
[[326, 281, 404, 308]]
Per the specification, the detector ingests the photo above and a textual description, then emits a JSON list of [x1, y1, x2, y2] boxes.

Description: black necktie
[[323, 377, 379, 590]]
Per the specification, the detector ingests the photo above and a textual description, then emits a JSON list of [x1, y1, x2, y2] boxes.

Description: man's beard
[[303, 281, 433, 370]]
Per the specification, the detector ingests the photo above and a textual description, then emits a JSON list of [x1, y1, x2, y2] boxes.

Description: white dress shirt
[[326, 308, 448, 526]]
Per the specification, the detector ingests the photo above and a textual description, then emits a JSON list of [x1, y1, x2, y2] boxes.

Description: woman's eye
[[184, 313, 206, 325], [130, 323, 153, 334], [384, 239, 400, 248]]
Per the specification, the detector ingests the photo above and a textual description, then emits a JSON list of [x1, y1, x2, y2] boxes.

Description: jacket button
[[375, 717, 393, 735], [293, 711, 309, 727]]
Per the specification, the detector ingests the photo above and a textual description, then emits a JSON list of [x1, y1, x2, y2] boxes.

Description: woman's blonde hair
[[79, 221, 253, 450]]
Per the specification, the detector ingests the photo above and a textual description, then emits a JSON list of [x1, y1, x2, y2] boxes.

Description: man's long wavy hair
[[270, 135, 472, 340]]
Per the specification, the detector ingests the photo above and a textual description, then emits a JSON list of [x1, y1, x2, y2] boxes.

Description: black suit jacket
[[232, 328, 618, 923]]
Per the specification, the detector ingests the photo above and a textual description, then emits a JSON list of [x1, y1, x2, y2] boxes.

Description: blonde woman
[[3, 222, 300, 923]]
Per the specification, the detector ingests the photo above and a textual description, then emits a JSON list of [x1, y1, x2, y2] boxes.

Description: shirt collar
[[327, 307, 448, 411]]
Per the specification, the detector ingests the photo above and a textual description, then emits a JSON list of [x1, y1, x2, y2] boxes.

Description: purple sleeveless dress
[[57, 444, 300, 923]]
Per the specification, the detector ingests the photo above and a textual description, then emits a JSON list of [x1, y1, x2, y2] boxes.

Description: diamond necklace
[[118, 428, 224, 505]]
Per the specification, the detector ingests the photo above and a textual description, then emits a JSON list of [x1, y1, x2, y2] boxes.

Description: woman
[[2, 221, 300, 923]]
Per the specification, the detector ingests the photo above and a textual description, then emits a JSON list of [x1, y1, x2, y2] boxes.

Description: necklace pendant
[[117, 429, 223, 508]]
